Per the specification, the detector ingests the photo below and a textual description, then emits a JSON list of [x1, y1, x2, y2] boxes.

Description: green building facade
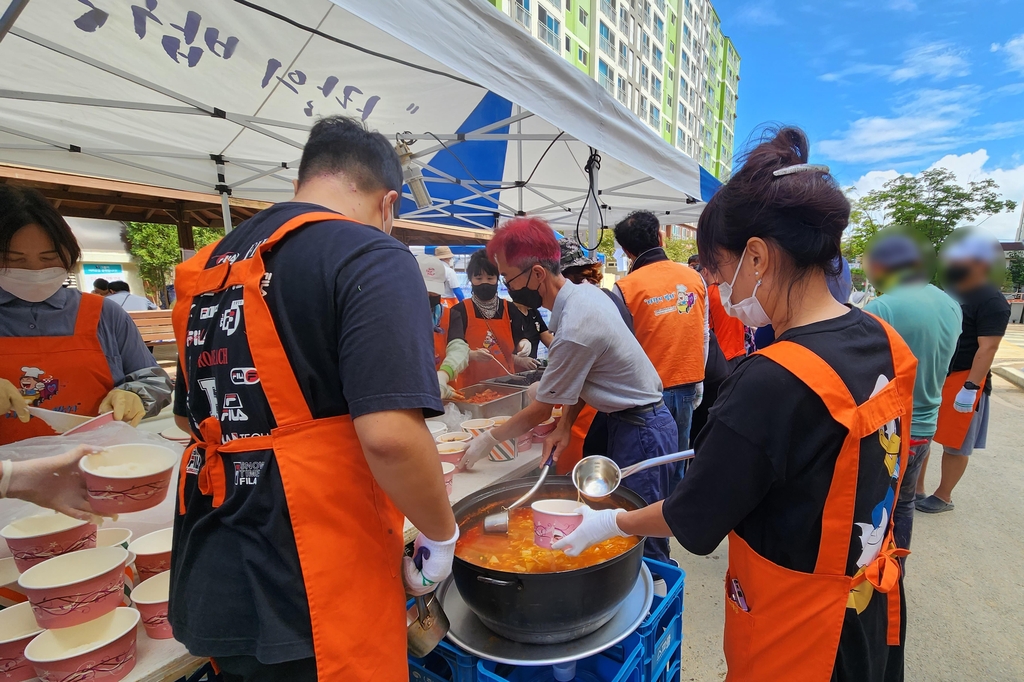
[[488, 0, 740, 180]]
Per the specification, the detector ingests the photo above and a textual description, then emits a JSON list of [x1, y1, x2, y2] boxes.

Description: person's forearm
[[540, 331, 554, 348], [617, 501, 673, 538], [561, 398, 587, 430], [968, 338, 1001, 386], [492, 399, 552, 442], [354, 410, 456, 541], [440, 339, 470, 379]]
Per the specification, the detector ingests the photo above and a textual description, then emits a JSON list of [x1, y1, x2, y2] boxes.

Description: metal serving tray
[[450, 383, 527, 420], [481, 367, 546, 388]]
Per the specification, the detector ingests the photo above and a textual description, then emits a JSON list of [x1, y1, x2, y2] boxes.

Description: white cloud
[[991, 34, 1024, 73], [848, 150, 1024, 240], [820, 41, 969, 83], [818, 87, 979, 164], [735, 1, 783, 26]]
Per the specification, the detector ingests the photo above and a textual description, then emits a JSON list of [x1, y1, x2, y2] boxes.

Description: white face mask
[[0, 267, 68, 303], [718, 246, 772, 328]]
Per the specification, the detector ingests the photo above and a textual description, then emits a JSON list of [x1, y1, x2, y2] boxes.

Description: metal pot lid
[[438, 563, 653, 665]]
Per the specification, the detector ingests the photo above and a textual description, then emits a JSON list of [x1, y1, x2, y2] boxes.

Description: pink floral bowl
[[531, 499, 583, 550], [79, 444, 177, 514], [531, 418, 557, 442], [25, 607, 139, 682], [1, 514, 98, 574], [126, 528, 172, 583], [436, 432, 472, 445], [441, 463, 456, 498], [436, 442, 467, 466], [130, 571, 172, 639], [18, 547, 127, 629], [0, 602, 44, 682]]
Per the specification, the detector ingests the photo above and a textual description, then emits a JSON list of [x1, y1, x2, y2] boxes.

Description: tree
[[124, 222, 223, 304], [1007, 251, 1024, 292], [845, 168, 1016, 259]]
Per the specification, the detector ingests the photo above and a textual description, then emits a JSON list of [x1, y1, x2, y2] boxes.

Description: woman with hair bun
[[555, 127, 916, 682]]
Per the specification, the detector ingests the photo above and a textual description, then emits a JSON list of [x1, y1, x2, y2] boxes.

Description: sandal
[[916, 495, 954, 514]]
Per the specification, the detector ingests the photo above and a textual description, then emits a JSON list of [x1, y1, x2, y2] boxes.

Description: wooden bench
[[129, 310, 176, 347]]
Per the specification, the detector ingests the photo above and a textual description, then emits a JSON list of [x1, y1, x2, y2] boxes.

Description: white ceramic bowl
[[18, 547, 128, 629], [25, 607, 139, 682]]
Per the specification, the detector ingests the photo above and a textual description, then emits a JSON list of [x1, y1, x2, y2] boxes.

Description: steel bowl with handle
[[451, 475, 645, 644]]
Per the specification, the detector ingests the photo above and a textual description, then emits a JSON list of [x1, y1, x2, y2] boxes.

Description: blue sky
[[713, 0, 1024, 238]]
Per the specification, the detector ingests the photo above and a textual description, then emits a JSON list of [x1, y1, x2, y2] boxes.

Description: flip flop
[[916, 495, 954, 514]]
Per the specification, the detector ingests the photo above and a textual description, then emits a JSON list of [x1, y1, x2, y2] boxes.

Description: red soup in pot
[[456, 508, 638, 573]]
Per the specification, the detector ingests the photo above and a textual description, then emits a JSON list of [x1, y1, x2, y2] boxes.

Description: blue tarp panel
[[699, 166, 722, 203]]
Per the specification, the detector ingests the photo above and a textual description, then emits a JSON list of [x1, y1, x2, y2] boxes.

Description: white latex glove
[[7, 444, 105, 521], [516, 339, 532, 357], [403, 525, 460, 596], [0, 379, 29, 423], [551, 506, 629, 557], [513, 355, 539, 371], [98, 389, 145, 426], [953, 386, 978, 413], [437, 371, 464, 401], [694, 381, 704, 409], [469, 349, 494, 363], [459, 431, 498, 471]]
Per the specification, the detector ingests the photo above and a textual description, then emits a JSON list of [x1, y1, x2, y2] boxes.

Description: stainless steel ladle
[[483, 450, 555, 534], [571, 450, 695, 500]]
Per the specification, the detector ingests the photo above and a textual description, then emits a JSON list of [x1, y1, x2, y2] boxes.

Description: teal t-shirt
[[865, 284, 963, 438]]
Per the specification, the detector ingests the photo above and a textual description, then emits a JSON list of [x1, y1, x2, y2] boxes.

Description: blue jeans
[[662, 383, 697, 490], [893, 439, 930, 567], [605, 404, 678, 564]]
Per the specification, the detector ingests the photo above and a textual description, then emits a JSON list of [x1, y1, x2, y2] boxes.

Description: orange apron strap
[[73, 293, 106, 335]]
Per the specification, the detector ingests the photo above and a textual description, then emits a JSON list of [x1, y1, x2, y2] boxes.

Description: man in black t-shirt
[[508, 302, 552, 359], [918, 235, 1010, 513]]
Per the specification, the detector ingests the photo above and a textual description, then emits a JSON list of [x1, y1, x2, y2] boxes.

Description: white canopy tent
[[0, 0, 718, 246]]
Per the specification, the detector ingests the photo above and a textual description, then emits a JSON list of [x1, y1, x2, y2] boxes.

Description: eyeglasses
[[500, 263, 537, 290]]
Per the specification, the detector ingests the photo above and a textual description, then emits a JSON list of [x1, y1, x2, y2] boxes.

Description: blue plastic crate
[[476, 632, 643, 682], [653, 660, 681, 682], [410, 639, 479, 682], [639, 559, 685, 682]]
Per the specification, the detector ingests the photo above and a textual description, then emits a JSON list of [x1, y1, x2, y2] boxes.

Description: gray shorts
[[944, 392, 990, 457]]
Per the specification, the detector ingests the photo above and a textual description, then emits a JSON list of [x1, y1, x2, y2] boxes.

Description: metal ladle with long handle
[[571, 449, 695, 500], [483, 450, 555, 533]]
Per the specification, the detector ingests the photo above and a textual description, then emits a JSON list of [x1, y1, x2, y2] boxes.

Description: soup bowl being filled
[[18, 547, 127, 629], [25, 608, 139, 682], [0, 602, 44, 682], [127, 528, 172, 583], [442, 462, 456, 498], [1, 513, 97, 573], [130, 571, 172, 639], [79, 444, 177, 514], [452, 476, 644, 644], [530, 499, 584, 549]]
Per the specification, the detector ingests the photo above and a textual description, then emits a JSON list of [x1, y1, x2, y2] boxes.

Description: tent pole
[[0, 0, 28, 45], [587, 152, 600, 250], [214, 157, 233, 234]]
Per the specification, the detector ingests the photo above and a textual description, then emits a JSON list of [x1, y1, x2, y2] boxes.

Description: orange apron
[[0, 293, 115, 445], [932, 370, 985, 450], [723, 318, 916, 682], [172, 212, 407, 681], [556, 405, 598, 476], [453, 301, 515, 390], [434, 301, 452, 371]]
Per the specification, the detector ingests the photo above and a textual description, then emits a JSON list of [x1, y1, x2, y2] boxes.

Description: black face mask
[[507, 270, 544, 309], [472, 282, 498, 301], [945, 265, 972, 285]]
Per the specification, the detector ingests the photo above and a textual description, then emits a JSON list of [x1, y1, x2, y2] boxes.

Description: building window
[[652, 46, 663, 71], [579, 7, 589, 27], [653, 16, 664, 44], [566, 0, 571, 9], [652, 75, 662, 101], [669, 39, 675, 54], [598, 59, 614, 93], [565, 35, 572, 52], [599, 22, 614, 55], [640, 63, 649, 91], [618, 41, 629, 69], [579, 47, 589, 66], [514, 0, 532, 28], [538, 6, 560, 52], [650, 104, 660, 128]]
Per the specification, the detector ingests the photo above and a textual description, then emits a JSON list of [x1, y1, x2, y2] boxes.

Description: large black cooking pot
[[451, 475, 646, 644]]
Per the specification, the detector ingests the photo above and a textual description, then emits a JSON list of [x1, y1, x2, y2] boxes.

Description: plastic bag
[[0, 422, 179, 556]]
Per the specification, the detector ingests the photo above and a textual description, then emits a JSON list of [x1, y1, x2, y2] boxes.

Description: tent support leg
[[220, 191, 233, 234], [214, 157, 233, 233], [0, 0, 29, 45]]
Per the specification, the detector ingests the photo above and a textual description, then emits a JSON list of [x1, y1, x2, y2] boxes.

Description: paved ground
[[672, 323, 1024, 681]]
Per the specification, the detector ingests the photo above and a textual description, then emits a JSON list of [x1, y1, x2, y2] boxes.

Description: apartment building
[[488, 0, 741, 180]]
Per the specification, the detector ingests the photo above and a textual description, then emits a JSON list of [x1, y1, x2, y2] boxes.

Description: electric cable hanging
[[575, 149, 604, 252]]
